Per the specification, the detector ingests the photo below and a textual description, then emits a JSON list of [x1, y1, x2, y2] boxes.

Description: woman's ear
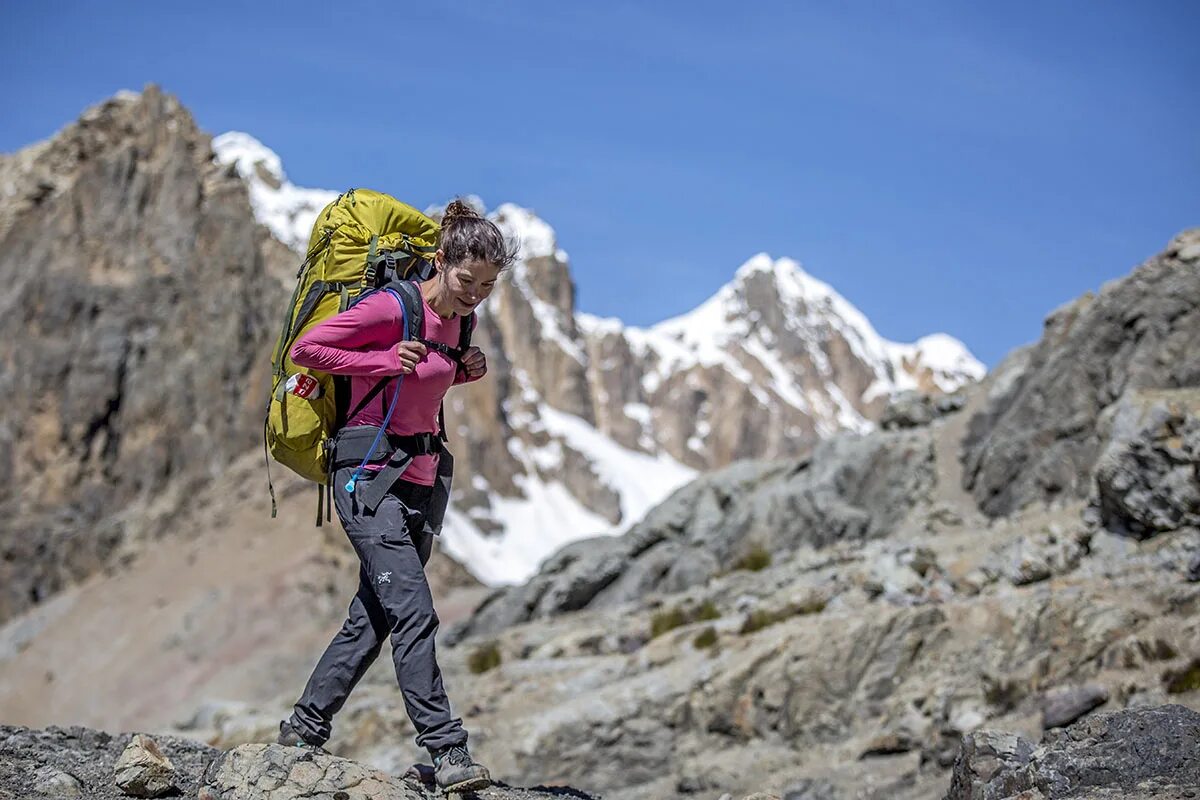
[[433, 249, 444, 268]]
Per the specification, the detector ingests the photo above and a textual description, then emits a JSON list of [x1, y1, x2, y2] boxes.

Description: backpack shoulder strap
[[391, 279, 425, 340], [459, 312, 474, 350]]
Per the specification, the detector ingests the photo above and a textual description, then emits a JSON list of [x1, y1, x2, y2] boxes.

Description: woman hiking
[[276, 199, 515, 793]]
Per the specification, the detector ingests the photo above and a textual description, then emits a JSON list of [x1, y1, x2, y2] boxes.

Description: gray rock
[[1090, 396, 1200, 539], [881, 389, 966, 430], [1040, 683, 1109, 729], [992, 526, 1091, 587], [783, 778, 842, 799], [201, 743, 421, 800], [945, 729, 1035, 800], [1188, 552, 1200, 582], [0, 724, 217, 800], [113, 734, 176, 797], [961, 229, 1200, 519], [32, 766, 83, 798], [945, 705, 1200, 799]]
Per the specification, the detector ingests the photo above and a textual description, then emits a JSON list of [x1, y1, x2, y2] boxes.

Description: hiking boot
[[431, 744, 491, 792], [276, 719, 331, 756]]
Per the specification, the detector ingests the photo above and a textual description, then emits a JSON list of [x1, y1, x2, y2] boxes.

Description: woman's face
[[441, 256, 501, 316]]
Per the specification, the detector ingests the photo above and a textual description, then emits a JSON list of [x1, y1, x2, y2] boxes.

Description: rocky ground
[[0, 724, 606, 799], [4, 705, 1197, 799]]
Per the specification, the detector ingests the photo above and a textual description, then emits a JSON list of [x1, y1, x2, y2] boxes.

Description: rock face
[[961, 228, 1200, 518], [0, 86, 292, 623], [452, 424, 935, 639], [570, 257, 983, 470], [1040, 683, 1109, 729], [946, 705, 1200, 799], [944, 729, 1036, 800]]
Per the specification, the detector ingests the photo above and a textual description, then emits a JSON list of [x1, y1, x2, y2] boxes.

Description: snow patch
[[540, 405, 695, 526], [439, 475, 614, 585], [440, 406, 695, 585]]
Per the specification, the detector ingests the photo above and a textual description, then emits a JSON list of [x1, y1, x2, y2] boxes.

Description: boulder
[[113, 734, 176, 797], [1088, 392, 1200, 539], [200, 744, 419, 800], [945, 705, 1200, 799], [881, 389, 967, 430], [1040, 683, 1109, 729]]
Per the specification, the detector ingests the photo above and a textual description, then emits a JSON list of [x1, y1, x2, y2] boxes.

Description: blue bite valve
[[344, 475, 358, 493]]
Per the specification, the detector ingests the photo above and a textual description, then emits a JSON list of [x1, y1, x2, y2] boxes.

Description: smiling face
[[437, 252, 502, 316]]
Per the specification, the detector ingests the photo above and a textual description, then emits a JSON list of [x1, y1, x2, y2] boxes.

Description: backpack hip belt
[[331, 426, 444, 513]]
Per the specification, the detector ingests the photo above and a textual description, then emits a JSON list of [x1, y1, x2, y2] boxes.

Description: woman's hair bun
[[442, 199, 482, 227]]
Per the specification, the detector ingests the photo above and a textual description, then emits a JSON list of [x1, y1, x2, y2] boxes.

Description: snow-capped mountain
[[579, 253, 982, 458], [213, 132, 984, 585], [211, 132, 338, 252]]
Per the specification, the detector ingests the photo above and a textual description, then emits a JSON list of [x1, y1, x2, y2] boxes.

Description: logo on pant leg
[[376, 572, 392, 585]]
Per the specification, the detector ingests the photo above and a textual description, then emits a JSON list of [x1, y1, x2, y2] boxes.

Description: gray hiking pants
[[287, 467, 468, 753]]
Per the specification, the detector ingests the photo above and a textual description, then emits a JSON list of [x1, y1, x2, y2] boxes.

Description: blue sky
[[2, 2, 1196, 369]]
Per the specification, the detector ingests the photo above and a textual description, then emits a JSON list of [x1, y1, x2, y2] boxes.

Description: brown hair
[[439, 199, 519, 271]]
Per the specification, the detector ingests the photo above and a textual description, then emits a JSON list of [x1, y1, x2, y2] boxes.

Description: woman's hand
[[395, 341, 428, 374], [460, 346, 487, 380]]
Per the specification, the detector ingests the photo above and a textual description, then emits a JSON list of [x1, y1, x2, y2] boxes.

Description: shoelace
[[438, 745, 471, 766]]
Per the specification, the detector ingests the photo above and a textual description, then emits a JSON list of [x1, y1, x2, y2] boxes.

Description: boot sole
[[443, 775, 491, 793]]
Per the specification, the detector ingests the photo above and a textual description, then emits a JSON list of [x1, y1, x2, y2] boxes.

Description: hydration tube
[[344, 288, 408, 494]]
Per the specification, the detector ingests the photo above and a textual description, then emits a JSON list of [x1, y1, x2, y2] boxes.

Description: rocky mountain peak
[[0, 87, 293, 622], [653, 251, 983, 404]]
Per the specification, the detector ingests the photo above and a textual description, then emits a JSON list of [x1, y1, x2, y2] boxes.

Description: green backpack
[[264, 188, 441, 516]]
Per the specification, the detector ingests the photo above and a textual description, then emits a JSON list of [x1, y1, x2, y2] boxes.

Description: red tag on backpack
[[286, 373, 321, 399]]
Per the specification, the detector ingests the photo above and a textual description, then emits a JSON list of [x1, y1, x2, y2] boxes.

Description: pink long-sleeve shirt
[[291, 286, 479, 486]]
